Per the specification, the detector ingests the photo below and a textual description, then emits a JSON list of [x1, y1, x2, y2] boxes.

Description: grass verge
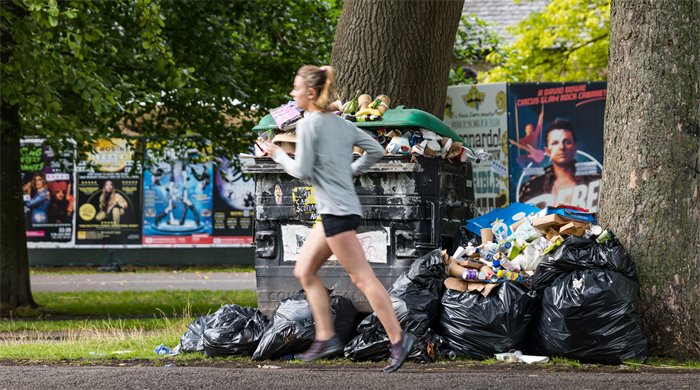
[[5, 290, 257, 318]]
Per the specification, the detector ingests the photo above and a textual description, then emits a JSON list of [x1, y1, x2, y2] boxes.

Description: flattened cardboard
[[444, 277, 468, 292], [531, 214, 568, 230]]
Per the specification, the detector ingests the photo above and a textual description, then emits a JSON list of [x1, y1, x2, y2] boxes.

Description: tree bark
[[330, 0, 464, 117], [600, 0, 699, 359], [0, 105, 36, 310], [1, 3, 36, 310]]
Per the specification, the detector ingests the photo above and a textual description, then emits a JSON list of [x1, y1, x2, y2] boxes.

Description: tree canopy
[[1, 0, 341, 156], [481, 0, 610, 82]]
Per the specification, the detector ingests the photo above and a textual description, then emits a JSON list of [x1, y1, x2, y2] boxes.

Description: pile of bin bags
[[175, 237, 647, 364]]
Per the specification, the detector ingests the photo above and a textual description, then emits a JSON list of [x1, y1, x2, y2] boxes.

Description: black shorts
[[320, 214, 362, 237]]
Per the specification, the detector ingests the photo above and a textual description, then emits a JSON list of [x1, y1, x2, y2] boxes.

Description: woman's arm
[[270, 121, 315, 180], [351, 126, 384, 176]]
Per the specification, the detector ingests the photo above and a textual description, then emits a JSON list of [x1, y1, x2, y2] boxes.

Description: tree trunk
[[0, 3, 35, 310], [330, 0, 464, 117], [600, 0, 699, 359], [0, 105, 36, 310]]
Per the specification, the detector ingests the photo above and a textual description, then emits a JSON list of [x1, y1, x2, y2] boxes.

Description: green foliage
[[449, 14, 500, 85], [1, 0, 341, 158], [482, 0, 610, 82]]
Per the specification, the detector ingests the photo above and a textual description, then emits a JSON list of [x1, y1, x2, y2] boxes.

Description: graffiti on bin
[[291, 186, 317, 220], [280, 224, 388, 263]]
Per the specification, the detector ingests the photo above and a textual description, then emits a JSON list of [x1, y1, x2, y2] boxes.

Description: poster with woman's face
[[20, 139, 75, 246], [75, 138, 142, 246], [507, 82, 606, 212]]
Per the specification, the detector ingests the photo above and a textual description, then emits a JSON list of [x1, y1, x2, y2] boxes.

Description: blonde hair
[[297, 65, 337, 112]]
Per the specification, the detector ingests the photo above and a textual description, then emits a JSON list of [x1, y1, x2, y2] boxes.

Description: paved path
[[30, 272, 256, 292], [1, 365, 698, 390]]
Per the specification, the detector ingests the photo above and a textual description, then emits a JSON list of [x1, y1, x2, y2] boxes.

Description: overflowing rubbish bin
[[244, 107, 476, 315]]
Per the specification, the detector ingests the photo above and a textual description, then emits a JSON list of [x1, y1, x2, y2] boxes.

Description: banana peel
[[355, 108, 382, 117]]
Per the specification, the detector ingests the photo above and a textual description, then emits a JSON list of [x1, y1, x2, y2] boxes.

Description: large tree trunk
[[600, 0, 699, 359], [0, 4, 35, 310], [0, 105, 36, 310], [330, 0, 464, 117]]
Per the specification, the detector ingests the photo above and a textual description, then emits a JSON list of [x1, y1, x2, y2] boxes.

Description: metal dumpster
[[244, 153, 474, 315]]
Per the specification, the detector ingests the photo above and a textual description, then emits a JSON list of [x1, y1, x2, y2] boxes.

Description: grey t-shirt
[[271, 111, 384, 216]]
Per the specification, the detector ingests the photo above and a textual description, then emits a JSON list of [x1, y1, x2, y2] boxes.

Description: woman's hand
[[261, 140, 280, 156]]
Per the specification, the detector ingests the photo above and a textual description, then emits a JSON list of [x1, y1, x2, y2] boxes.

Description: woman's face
[[34, 176, 46, 189], [290, 75, 313, 110], [104, 181, 114, 193], [54, 189, 65, 201]]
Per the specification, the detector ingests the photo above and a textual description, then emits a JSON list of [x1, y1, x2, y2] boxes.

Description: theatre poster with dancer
[[211, 156, 255, 246], [142, 143, 214, 245], [445, 83, 509, 216], [20, 138, 75, 246], [507, 82, 606, 212], [75, 138, 142, 246]]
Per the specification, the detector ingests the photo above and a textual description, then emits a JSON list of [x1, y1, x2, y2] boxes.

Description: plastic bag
[[177, 314, 214, 353], [531, 234, 647, 363], [436, 282, 537, 359], [532, 236, 637, 291], [202, 304, 268, 357], [252, 291, 357, 360], [533, 268, 648, 363], [344, 249, 445, 361]]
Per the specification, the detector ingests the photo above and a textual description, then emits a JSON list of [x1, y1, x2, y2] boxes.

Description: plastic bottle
[[498, 256, 521, 272], [491, 218, 509, 243], [497, 269, 523, 282]]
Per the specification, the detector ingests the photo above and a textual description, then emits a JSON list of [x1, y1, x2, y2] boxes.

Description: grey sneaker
[[300, 335, 345, 362], [383, 331, 416, 373]]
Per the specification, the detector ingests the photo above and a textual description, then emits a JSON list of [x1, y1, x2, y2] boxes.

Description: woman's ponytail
[[297, 65, 338, 112]]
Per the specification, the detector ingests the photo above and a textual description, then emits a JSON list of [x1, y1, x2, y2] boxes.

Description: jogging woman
[[262, 65, 415, 373]]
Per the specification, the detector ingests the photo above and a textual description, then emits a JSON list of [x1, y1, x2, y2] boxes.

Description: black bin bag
[[343, 249, 445, 362], [177, 313, 214, 353], [532, 235, 648, 363], [252, 291, 357, 360], [202, 304, 269, 357], [436, 282, 537, 359]]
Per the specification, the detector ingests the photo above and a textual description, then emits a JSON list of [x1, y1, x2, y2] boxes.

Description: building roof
[[463, 0, 550, 40]]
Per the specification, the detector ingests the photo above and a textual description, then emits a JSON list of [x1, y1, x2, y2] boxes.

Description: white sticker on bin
[[281, 224, 388, 264]]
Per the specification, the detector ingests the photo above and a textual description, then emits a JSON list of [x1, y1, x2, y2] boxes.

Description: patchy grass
[[30, 265, 255, 275], [0, 289, 259, 361], [3, 290, 257, 319], [625, 358, 700, 369]]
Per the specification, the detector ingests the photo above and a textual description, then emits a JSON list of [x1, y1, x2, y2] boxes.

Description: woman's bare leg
[[294, 222, 335, 340], [326, 230, 402, 344]]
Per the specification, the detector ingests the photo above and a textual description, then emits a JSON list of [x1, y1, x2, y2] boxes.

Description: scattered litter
[[154, 344, 174, 356]]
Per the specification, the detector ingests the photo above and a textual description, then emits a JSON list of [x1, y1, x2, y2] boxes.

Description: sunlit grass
[[5, 290, 257, 318]]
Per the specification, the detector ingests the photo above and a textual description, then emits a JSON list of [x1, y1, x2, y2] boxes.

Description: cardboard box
[[446, 262, 467, 279], [531, 214, 568, 231], [443, 277, 499, 297], [559, 221, 588, 236]]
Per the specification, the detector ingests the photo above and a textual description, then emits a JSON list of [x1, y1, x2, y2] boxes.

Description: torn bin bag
[[436, 282, 537, 359], [533, 268, 648, 363], [252, 291, 357, 360], [202, 304, 268, 357], [344, 249, 445, 362]]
